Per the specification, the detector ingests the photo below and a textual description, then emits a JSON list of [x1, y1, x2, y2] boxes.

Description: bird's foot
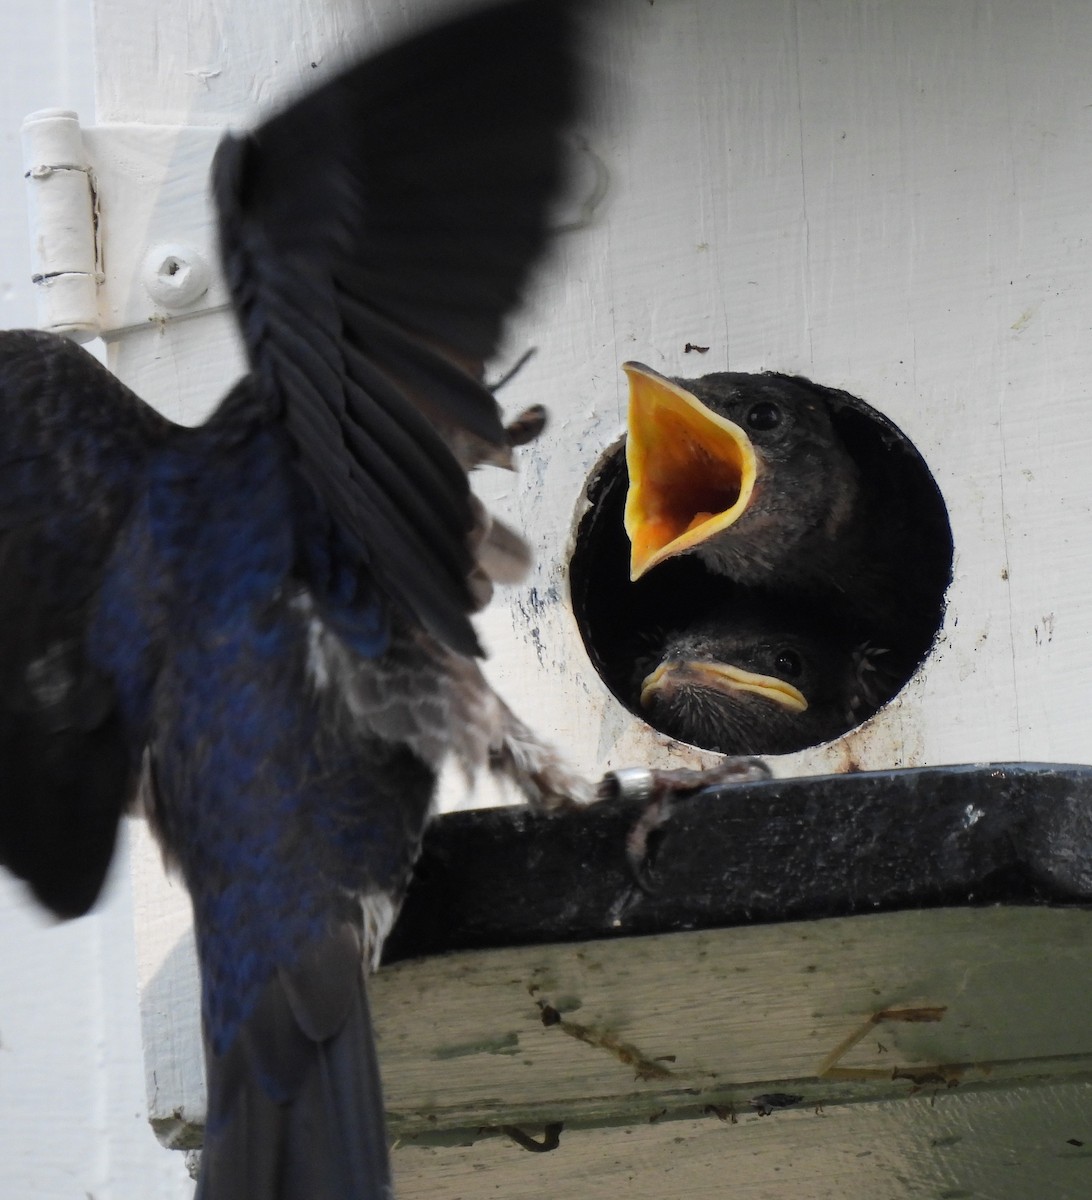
[[598, 758, 771, 890], [489, 713, 595, 812], [520, 754, 596, 812]]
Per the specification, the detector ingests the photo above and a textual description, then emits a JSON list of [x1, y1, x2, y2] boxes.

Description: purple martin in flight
[[0, 2, 598, 1196]]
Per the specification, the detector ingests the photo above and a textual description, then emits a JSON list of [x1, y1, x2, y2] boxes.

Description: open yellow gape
[[622, 361, 756, 580]]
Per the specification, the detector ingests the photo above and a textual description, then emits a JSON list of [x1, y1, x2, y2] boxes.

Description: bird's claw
[[599, 757, 771, 890], [599, 756, 770, 803]]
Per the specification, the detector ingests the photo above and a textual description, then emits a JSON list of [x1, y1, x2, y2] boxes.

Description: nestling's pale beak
[[623, 362, 757, 580], [640, 659, 808, 713]]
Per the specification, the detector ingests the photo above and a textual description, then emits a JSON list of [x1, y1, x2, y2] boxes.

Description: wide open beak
[[640, 659, 808, 713], [623, 362, 756, 580]]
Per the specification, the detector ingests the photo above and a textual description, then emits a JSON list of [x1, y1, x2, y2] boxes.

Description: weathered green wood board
[[371, 907, 1092, 1198], [392, 1082, 1092, 1200]]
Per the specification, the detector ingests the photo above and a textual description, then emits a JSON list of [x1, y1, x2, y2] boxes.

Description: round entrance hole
[[569, 374, 953, 757]]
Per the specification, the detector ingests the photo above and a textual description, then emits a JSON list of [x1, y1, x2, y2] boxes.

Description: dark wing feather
[[212, 0, 588, 654], [0, 330, 170, 915]]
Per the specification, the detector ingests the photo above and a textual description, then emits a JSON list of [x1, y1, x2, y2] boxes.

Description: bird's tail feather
[[197, 973, 391, 1200]]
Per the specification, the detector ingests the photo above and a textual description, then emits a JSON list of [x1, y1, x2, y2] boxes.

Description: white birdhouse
[[12, 1, 1092, 1197]]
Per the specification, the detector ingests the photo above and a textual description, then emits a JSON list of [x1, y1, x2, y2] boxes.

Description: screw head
[[142, 244, 210, 310]]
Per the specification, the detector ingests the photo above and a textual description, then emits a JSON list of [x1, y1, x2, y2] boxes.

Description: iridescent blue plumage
[[0, 2, 595, 1197]]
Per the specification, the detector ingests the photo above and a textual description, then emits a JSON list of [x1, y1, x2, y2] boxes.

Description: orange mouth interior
[[623, 362, 756, 580]]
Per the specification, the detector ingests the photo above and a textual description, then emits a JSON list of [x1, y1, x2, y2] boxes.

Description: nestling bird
[[0, 2, 597, 1197], [622, 362, 951, 653], [637, 605, 897, 756]]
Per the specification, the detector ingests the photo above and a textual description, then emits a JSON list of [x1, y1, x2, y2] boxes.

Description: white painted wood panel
[[0, 3, 195, 1195], [466, 0, 1092, 781]]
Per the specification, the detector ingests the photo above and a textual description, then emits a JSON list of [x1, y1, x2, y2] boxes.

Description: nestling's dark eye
[[746, 401, 781, 431], [774, 650, 802, 678]]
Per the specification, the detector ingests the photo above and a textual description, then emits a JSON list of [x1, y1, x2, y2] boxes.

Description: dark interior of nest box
[[569, 386, 954, 756]]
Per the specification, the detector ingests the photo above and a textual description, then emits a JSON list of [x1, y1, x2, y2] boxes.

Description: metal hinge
[[22, 109, 229, 342], [22, 109, 101, 340]]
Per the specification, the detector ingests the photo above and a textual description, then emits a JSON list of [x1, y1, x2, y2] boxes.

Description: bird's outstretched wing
[[213, 0, 588, 656], [0, 331, 171, 915]]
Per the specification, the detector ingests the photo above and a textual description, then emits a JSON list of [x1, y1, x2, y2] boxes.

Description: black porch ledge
[[384, 761, 1092, 964]]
